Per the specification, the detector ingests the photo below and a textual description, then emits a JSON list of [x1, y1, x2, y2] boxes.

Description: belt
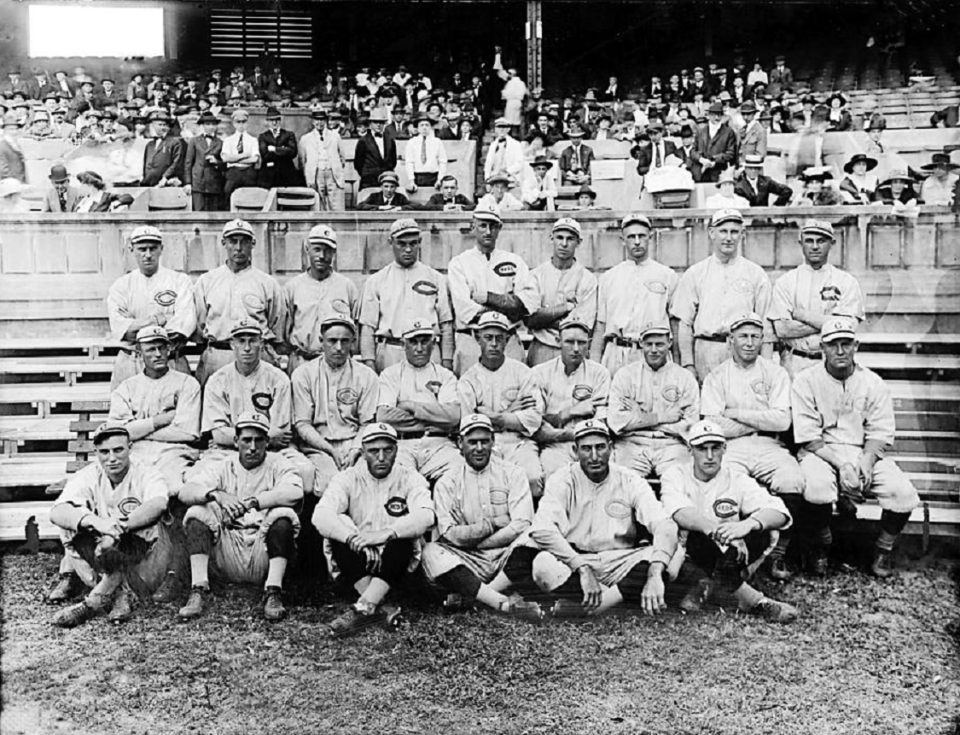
[[696, 334, 728, 343], [376, 335, 404, 347], [206, 340, 232, 350], [789, 347, 822, 360], [397, 429, 448, 440], [606, 335, 641, 348]]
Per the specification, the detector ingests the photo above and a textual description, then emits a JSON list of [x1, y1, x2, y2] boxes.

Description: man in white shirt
[[298, 109, 344, 211], [404, 115, 447, 193], [483, 117, 524, 182], [220, 108, 260, 201], [476, 172, 524, 212], [520, 155, 558, 211]]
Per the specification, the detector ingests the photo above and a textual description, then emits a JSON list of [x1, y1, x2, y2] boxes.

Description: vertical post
[[526, 0, 542, 91]]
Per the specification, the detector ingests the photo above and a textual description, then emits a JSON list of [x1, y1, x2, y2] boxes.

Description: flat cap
[[639, 321, 672, 339], [230, 319, 262, 338], [403, 321, 435, 339], [320, 315, 356, 334], [472, 201, 502, 224]]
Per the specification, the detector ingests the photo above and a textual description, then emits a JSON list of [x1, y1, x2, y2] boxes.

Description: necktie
[[58, 190, 66, 211], [420, 136, 427, 164], [573, 148, 580, 169], [237, 135, 243, 154], [655, 145, 661, 168]]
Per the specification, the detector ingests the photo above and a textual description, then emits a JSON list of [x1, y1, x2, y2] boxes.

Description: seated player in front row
[[176, 411, 303, 622], [312, 423, 434, 637], [50, 425, 173, 627], [422, 414, 542, 621], [508, 419, 680, 618], [660, 420, 798, 623]]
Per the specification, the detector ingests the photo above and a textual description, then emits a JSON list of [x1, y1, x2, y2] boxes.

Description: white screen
[[28, 5, 165, 58]]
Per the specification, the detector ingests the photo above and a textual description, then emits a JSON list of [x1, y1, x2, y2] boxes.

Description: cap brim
[[821, 330, 856, 343], [689, 434, 725, 446]]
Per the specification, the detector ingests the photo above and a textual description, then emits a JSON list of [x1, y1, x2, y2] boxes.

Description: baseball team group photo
[[0, 0, 957, 733]]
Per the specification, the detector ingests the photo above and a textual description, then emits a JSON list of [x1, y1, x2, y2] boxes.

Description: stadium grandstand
[[0, 0, 957, 587]]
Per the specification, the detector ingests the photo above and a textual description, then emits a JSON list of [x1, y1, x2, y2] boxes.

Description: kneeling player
[[514, 419, 679, 617], [49, 425, 172, 627], [177, 412, 303, 622], [660, 420, 797, 623], [421, 414, 542, 620], [312, 423, 434, 637]]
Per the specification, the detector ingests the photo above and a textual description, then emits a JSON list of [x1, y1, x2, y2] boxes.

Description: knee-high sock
[[86, 571, 122, 608], [358, 577, 390, 608], [265, 557, 287, 589], [734, 582, 763, 611], [877, 509, 911, 552], [189, 554, 210, 588]]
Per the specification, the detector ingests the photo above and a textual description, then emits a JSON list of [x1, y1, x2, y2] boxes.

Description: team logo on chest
[[750, 380, 771, 400], [645, 280, 668, 294], [331, 298, 351, 314], [337, 388, 359, 405], [489, 487, 510, 506], [713, 498, 739, 519], [572, 385, 593, 401], [117, 497, 141, 518], [242, 293, 264, 311], [384, 496, 409, 517], [426, 380, 442, 397], [154, 290, 177, 308], [412, 280, 439, 296], [661, 385, 680, 403], [251, 392, 274, 413], [731, 278, 753, 294], [820, 285, 841, 302], [605, 499, 633, 520], [501, 387, 520, 403], [493, 262, 517, 278]]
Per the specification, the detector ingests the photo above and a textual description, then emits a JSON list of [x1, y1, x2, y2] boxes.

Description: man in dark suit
[[353, 108, 397, 190], [692, 103, 738, 183], [28, 70, 56, 101], [184, 112, 225, 211], [141, 111, 186, 187], [558, 124, 594, 185], [357, 171, 411, 210], [634, 120, 678, 176], [685, 67, 712, 102], [733, 154, 793, 206], [768, 56, 794, 95], [675, 124, 700, 180], [422, 175, 474, 211], [257, 107, 299, 188], [41, 164, 81, 212]]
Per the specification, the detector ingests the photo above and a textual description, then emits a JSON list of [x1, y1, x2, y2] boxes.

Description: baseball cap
[[639, 321, 672, 339], [728, 312, 764, 332], [320, 315, 356, 334], [403, 321, 435, 339], [475, 311, 511, 332], [307, 224, 337, 248], [552, 217, 581, 237], [472, 201, 502, 224], [573, 418, 611, 441], [687, 419, 726, 447], [230, 319, 262, 338], [222, 219, 255, 240], [135, 325, 170, 343], [709, 208, 744, 227], [92, 423, 130, 446], [235, 411, 270, 434], [800, 219, 835, 240], [820, 317, 857, 343], [389, 218, 419, 239], [559, 317, 591, 334], [130, 225, 162, 245], [459, 413, 494, 435], [360, 422, 398, 444], [621, 212, 652, 230]]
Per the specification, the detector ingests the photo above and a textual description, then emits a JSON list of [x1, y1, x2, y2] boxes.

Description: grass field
[[2, 549, 958, 735]]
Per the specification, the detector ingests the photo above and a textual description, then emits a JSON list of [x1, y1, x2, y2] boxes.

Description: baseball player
[[49, 425, 172, 627], [607, 323, 699, 478], [523, 217, 598, 367], [511, 419, 679, 617], [421, 413, 542, 621], [291, 315, 378, 498], [671, 208, 773, 382], [532, 318, 611, 479], [108, 325, 201, 491], [769, 220, 865, 377], [106, 225, 196, 389], [446, 202, 538, 374], [177, 411, 303, 621], [458, 311, 545, 498], [375, 322, 461, 483], [591, 214, 679, 377], [791, 318, 920, 578], [201, 320, 314, 493], [358, 218, 455, 373], [313, 422, 434, 637], [283, 224, 359, 375], [699, 312, 804, 580], [193, 219, 286, 386], [660, 420, 798, 623]]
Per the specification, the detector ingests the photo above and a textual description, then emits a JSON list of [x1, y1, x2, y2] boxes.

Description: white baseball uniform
[[700, 356, 804, 495], [421, 456, 533, 582], [531, 356, 611, 478], [608, 360, 699, 477], [283, 270, 359, 372], [792, 364, 919, 513], [525, 259, 598, 365]]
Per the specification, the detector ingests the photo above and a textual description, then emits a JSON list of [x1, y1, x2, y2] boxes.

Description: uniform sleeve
[[270, 372, 294, 435], [513, 259, 541, 316], [767, 272, 794, 322], [167, 271, 198, 340], [664, 267, 680, 313], [628, 472, 671, 531], [738, 473, 790, 523], [835, 274, 865, 322], [436, 368, 459, 404], [670, 268, 699, 325], [346, 278, 361, 321], [457, 372, 481, 414], [790, 372, 823, 444], [573, 269, 599, 331], [356, 365, 380, 425], [55, 469, 95, 512], [606, 368, 634, 435], [447, 254, 482, 326], [201, 373, 232, 434], [357, 273, 381, 329], [405, 472, 433, 515], [182, 456, 228, 500], [312, 470, 357, 543], [377, 366, 400, 407], [435, 274, 454, 323], [595, 271, 610, 325], [678, 368, 701, 421], [767, 364, 792, 416], [753, 267, 773, 336], [591, 364, 612, 421], [173, 376, 202, 439], [291, 364, 316, 427], [193, 275, 211, 340], [530, 470, 586, 570], [864, 375, 896, 445], [108, 383, 135, 424], [505, 462, 535, 525], [106, 276, 134, 341], [433, 472, 460, 539], [513, 366, 545, 436], [139, 467, 171, 504], [700, 369, 726, 417], [658, 466, 696, 518], [264, 276, 287, 344]]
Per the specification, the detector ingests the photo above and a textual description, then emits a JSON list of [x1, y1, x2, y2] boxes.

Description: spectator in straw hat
[[476, 171, 523, 212], [734, 154, 793, 207], [704, 169, 751, 210], [520, 154, 558, 211]]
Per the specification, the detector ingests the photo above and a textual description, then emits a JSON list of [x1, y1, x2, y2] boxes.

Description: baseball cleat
[[328, 605, 386, 638], [679, 578, 712, 613], [549, 599, 590, 619], [767, 556, 793, 581], [177, 586, 209, 621], [107, 585, 135, 624], [808, 549, 829, 577], [262, 586, 286, 621], [750, 597, 798, 624], [500, 596, 544, 623], [870, 550, 894, 579], [381, 604, 403, 630], [441, 593, 473, 613], [151, 572, 182, 603], [52, 600, 97, 628], [46, 573, 86, 604]]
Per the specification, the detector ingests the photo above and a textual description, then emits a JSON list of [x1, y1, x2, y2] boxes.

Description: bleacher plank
[[0, 383, 112, 411], [857, 353, 960, 372], [0, 457, 68, 488], [857, 333, 960, 349], [0, 501, 57, 541]]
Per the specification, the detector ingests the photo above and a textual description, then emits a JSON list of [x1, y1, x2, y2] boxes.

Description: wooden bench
[[43, 400, 110, 497]]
